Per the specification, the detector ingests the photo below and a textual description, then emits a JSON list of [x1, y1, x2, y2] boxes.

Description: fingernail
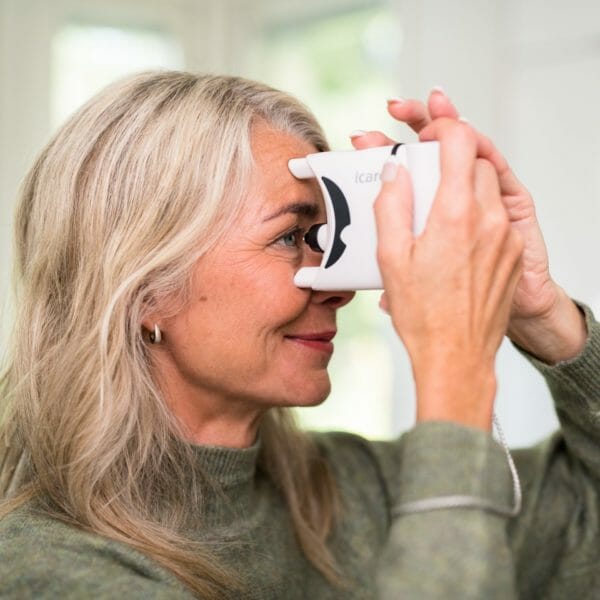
[[458, 116, 469, 124], [380, 156, 402, 182], [349, 129, 367, 138], [387, 97, 405, 104], [431, 85, 446, 95]]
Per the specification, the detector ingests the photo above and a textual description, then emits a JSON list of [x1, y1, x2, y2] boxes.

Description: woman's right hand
[[374, 119, 524, 430]]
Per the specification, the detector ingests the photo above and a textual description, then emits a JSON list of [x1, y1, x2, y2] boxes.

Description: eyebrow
[[262, 201, 320, 222]]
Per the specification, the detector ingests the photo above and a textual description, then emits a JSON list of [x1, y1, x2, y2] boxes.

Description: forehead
[[246, 122, 322, 216]]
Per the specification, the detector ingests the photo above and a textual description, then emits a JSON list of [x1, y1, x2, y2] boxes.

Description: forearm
[[516, 303, 600, 476], [377, 422, 517, 599], [414, 359, 496, 431]]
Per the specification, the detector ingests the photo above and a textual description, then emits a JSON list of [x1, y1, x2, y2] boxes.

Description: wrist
[[413, 358, 496, 431], [508, 287, 587, 364]]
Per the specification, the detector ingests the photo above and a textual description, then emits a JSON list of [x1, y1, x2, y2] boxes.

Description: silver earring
[[149, 324, 162, 344]]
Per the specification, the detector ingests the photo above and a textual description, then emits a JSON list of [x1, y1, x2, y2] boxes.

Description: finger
[[426, 119, 478, 207], [428, 87, 461, 120], [387, 98, 431, 132], [420, 120, 524, 198], [473, 158, 502, 211], [507, 234, 525, 295], [472, 158, 510, 285], [485, 230, 524, 326], [374, 160, 414, 265], [350, 130, 396, 150], [473, 159, 523, 312]]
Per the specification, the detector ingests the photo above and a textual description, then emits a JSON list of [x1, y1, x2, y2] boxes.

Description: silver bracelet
[[393, 414, 522, 518]]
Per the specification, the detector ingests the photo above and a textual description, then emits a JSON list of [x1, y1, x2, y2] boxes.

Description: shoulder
[[0, 503, 192, 599], [311, 430, 405, 517], [312, 430, 403, 478]]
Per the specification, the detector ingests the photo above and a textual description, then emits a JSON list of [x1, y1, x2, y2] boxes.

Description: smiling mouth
[[284, 331, 336, 353]]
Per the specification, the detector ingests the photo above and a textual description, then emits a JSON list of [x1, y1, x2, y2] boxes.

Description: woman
[[0, 72, 596, 599]]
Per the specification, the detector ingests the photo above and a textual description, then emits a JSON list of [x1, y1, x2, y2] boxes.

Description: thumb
[[374, 159, 414, 258]]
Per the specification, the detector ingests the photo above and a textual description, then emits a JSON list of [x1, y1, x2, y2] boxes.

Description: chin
[[290, 378, 331, 408]]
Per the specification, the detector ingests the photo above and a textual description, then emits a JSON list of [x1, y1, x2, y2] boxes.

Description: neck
[[180, 410, 264, 448], [166, 384, 265, 448], [152, 348, 267, 448]]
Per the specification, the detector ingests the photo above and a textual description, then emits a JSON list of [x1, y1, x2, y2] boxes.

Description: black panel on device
[[321, 176, 351, 269]]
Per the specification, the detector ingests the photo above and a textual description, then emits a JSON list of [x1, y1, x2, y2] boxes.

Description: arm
[[516, 302, 600, 479], [358, 93, 600, 598], [376, 422, 517, 600], [374, 120, 523, 431], [507, 318, 600, 598], [370, 118, 522, 596], [315, 425, 518, 599], [384, 90, 600, 473]]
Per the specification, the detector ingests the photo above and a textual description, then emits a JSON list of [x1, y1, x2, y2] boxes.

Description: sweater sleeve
[[372, 422, 517, 599], [515, 303, 600, 478], [506, 304, 600, 598], [374, 303, 600, 599]]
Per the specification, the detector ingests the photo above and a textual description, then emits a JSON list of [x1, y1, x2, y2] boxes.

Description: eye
[[274, 227, 304, 249]]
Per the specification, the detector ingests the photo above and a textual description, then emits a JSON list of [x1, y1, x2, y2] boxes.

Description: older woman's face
[[156, 123, 354, 423]]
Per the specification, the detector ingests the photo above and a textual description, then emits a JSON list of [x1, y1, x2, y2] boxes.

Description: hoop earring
[[149, 324, 162, 344]]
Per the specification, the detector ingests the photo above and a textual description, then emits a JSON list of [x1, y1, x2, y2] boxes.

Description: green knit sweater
[[0, 305, 598, 599]]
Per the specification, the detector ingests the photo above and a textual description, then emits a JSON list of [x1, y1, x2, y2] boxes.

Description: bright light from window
[[260, 5, 403, 149], [51, 24, 184, 129]]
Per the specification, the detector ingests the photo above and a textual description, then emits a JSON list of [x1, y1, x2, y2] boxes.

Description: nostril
[[327, 292, 355, 308], [311, 290, 355, 307]]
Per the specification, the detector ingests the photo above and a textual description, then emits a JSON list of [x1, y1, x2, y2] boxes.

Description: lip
[[285, 331, 336, 354]]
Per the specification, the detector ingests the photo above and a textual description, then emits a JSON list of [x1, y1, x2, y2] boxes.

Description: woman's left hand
[[353, 89, 587, 363]]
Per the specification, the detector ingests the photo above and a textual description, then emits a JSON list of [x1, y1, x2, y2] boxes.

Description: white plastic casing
[[289, 142, 440, 290]]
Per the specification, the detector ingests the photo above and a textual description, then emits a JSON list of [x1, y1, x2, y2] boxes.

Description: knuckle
[[378, 240, 412, 271], [442, 200, 476, 228], [475, 157, 495, 177], [449, 121, 476, 146], [480, 132, 494, 151], [485, 208, 510, 236]]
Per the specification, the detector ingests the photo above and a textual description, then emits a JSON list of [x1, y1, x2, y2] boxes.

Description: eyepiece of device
[[304, 223, 327, 253]]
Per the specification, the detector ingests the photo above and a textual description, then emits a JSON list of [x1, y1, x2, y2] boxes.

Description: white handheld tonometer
[[288, 142, 440, 291]]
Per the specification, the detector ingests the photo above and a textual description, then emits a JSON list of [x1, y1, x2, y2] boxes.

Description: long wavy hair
[[0, 71, 341, 597]]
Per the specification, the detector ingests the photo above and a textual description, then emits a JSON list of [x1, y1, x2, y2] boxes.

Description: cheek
[[189, 248, 312, 348], [225, 258, 309, 322]]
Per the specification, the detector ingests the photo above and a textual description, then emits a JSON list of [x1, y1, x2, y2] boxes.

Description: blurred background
[[1, 0, 599, 446]]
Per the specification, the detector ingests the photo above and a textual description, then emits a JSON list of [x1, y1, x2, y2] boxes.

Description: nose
[[311, 288, 355, 309], [300, 243, 355, 308]]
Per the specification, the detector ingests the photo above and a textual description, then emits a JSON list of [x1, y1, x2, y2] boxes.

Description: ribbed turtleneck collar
[[183, 438, 265, 532], [188, 438, 261, 488]]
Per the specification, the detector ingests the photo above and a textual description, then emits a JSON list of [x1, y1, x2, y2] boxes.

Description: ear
[[140, 293, 165, 335], [141, 316, 160, 332], [141, 314, 166, 341]]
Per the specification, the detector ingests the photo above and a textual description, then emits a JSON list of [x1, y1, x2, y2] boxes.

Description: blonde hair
[[0, 71, 341, 597]]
